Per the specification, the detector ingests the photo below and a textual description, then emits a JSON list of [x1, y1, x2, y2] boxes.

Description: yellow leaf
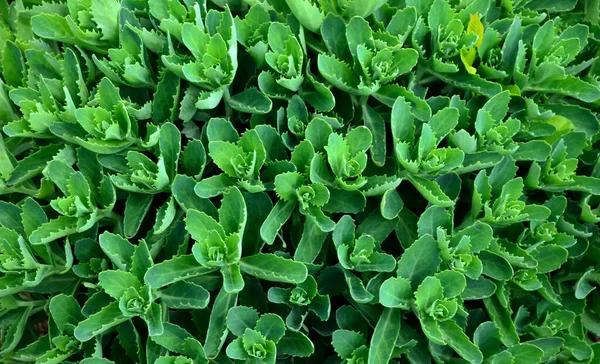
[[467, 13, 484, 48], [460, 13, 485, 74], [544, 115, 575, 143], [503, 85, 521, 96], [460, 48, 477, 74]]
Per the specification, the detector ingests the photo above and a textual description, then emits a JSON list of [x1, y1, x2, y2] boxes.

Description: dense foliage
[[1, 0, 600, 363]]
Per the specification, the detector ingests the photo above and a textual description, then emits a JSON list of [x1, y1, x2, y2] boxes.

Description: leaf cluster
[[1, 0, 600, 363]]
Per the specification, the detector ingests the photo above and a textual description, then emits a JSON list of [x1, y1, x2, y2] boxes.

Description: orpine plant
[[1, 0, 600, 363]]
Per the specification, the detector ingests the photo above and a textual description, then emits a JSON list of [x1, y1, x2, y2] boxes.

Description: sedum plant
[[1, 0, 600, 363]]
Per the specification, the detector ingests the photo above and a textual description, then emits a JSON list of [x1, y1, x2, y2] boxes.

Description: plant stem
[[223, 87, 233, 119]]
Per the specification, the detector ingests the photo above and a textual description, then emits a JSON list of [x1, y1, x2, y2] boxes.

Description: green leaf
[[145, 255, 215, 289], [151, 322, 206, 360], [278, 330, 314, 357], [531, 244, 568, 273], [185, 209, 226, 240], [528, 338, 564, 362], [159, 123, 181, 182], [222, 264, 244, 293], [341, 268, 374, 303], [173, 175, 218, 216], [528, 68, 600, 103], [218, 187, 247, 236], [355, 209, 398, 243], [397, 234, 440, 289], [194, 174, 236, 198], [284, 0, 324, 33], [391, 96, 415, 144], [124, 193, 153, 238], [374, 85, 431, 121], [332, 330, 365, 359], [1, 41, 25, 87], [260, 200, 296, 245], [49, 294, 85, 332], [317, 54, 361, 95], [344, 0, 388, 18], [479, 251, 513, 281], [228, 88, 272, 114], [226, 306, 259, 337], [363, 105, 386, 166], [255, 314, 285, 343], [417, 206, 451, 238], [0, 202, 24, 235], [237, 192, 271, 257], [323, 189, 366, 214], [144, 302, 164, 336], [81, 358, 116, 364], [438, 320, 483, 364], [305, 118, 333, 153], [295, 215, 328, 263], [99, 270, 142, 299], [75, 302, 128, 342], [7, 144, 65, 187], [379, 277, 412, 309], [0, 306, 33, 356], [239, 253, 307, 284], [428, 70, 502, 98], [205, 288, 238, 358], [116, 320, 143, 363], [407, 175, 454, 207], [91, 0, 120, 42], [99, 232, 135, 271], [436, 270, 466, 299], [507, 343, 544, 364], [368, 308, 401, 364], [483, 295, 519, 346], [153, 71, 180, 124], [29, 216, 79, 245]]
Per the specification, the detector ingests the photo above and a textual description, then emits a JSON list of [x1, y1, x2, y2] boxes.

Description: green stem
[[161, 302, 169, 322], [83, 282, 98, 289], [17, 299, 46, 308], [419, 75, 440, 85], [359, 95, 370, 108], [46, 245, 55, 267], [223, 87, 233, 119], [101, 210, 122, 223], [0, 185, 39, 196], [276, 231, 288, 249], [93, 337, 104, 357], [30, 305, 45, 316], [98, 210, 123, 235], [456, 213, 478, 231], [556, 272, 600, 283]]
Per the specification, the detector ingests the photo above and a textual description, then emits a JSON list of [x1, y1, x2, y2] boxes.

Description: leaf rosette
[[274, 171, 334, 231], [267, 275, 330, 330], [333, 215, 396, 273], [186, 187, 246, 293], [263, 23, 304, 92], [93, 25, 156, 89], [162, 6, 238, 110], [318, 16, 418, 96], [225, 306, 309, 364]]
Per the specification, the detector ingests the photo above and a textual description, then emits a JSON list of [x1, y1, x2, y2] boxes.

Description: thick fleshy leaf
[[160, 281, 210, 309], [228, 89, 272, 114], [205, 288, 238, 358], [145, 255, 216, 289], [397, 234, 441, 289], [368, 308, 401, 364], [239, 254, 307, 284], [74, 302, 128, 342]]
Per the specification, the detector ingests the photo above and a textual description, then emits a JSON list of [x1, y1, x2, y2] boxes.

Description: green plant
[[1, 0, 600, 363]]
